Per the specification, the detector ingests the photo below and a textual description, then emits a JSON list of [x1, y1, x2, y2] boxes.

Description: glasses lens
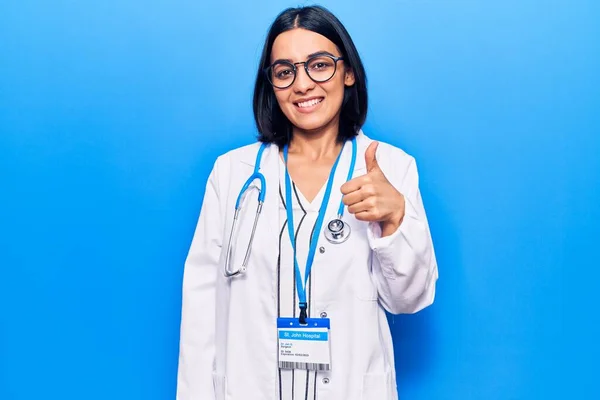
[[306, 56, 337, 82], [270, 62, 295, 88]]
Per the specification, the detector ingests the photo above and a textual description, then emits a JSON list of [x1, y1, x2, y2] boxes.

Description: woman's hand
[[341, 141, 405, 237]]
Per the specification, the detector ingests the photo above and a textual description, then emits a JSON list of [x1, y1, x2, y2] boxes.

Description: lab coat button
[[320, 312, 327, 318], [322, 377, 330, 384], [319, 246, 325, 254]]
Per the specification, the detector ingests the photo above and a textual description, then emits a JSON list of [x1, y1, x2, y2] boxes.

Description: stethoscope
[[224, 137, 357, 278]]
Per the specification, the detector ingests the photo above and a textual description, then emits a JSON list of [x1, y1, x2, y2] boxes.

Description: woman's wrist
[[380, 198, 405, 237]]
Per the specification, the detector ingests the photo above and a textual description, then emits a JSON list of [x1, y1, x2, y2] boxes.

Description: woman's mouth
[[294, 97, 324, 113]]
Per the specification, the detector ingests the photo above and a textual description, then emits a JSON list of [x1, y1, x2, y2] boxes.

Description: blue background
[[1, 1, 598, 399]]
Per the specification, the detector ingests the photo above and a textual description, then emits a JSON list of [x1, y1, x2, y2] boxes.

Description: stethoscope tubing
[[224, 137, 357, 277]]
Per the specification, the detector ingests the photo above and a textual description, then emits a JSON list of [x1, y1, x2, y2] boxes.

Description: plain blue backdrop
[[1, 1, 599, 399]]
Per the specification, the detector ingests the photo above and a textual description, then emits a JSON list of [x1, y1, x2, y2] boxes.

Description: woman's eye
[[275, 69, 294, 79], [309, 59, 333, 71]]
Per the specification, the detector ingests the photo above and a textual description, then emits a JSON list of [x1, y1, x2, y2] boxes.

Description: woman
[[177, 5, 438, 400]]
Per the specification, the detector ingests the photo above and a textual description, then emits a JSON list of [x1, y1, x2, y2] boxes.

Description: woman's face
[[270, 28, 355, 135]]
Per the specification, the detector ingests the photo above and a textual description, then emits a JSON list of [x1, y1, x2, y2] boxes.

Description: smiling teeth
[[297, 98, 322, 108]]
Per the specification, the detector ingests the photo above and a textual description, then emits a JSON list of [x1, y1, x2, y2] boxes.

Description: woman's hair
[[253, 5, 368, 147]]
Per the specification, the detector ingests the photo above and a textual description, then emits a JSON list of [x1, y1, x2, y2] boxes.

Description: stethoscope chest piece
[[324, 218, 351, 244]]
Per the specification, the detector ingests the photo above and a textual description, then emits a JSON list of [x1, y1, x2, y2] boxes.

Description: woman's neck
[[288, 125, 342, 161]]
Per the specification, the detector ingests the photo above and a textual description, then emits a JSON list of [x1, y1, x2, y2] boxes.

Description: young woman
[[177, 5, 438, 400]]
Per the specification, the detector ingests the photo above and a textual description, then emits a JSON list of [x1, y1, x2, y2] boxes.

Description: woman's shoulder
[[212, 140, 275, 169], [208, 141, 278, 187], [357, 130, 415, 166], [357, 131, 421, 190], [218, 141, 266, 161]]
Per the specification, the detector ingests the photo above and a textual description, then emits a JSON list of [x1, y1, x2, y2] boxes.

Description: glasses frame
[[265, 54, 345, 89]]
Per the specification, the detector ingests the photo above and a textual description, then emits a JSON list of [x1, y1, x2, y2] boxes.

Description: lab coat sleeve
[[176, 159, 223, 400], [367, 155, 438, 314]]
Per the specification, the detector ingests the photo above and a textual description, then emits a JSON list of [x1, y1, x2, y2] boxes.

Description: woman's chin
[[289, 115, 334, 133]]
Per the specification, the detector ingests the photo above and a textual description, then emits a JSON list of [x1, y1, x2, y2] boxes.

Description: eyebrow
[[272, 50, 336, 64]]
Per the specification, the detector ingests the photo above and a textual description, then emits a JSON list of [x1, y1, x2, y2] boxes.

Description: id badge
[[277, 317, 331, 371]]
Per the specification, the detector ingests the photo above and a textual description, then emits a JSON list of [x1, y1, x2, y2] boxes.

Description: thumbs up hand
[[341, 141, 405, 237]]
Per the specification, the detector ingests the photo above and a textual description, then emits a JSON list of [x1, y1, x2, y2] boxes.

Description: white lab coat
[[176, 131, 438, 400]]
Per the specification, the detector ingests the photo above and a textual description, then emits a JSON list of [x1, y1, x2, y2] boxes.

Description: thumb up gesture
[[341, 141, 405, 236]]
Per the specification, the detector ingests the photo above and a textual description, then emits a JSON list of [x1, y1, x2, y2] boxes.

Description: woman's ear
[[344, 68, 356, 86]]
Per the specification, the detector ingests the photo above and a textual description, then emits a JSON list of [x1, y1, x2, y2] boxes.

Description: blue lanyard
[[282, 137, 357, 324]]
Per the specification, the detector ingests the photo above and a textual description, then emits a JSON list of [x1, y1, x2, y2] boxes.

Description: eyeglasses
[[265, 54, 344, 89]]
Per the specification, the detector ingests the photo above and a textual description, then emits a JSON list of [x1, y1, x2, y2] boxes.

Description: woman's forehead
[[271, 28, 339, 63]]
